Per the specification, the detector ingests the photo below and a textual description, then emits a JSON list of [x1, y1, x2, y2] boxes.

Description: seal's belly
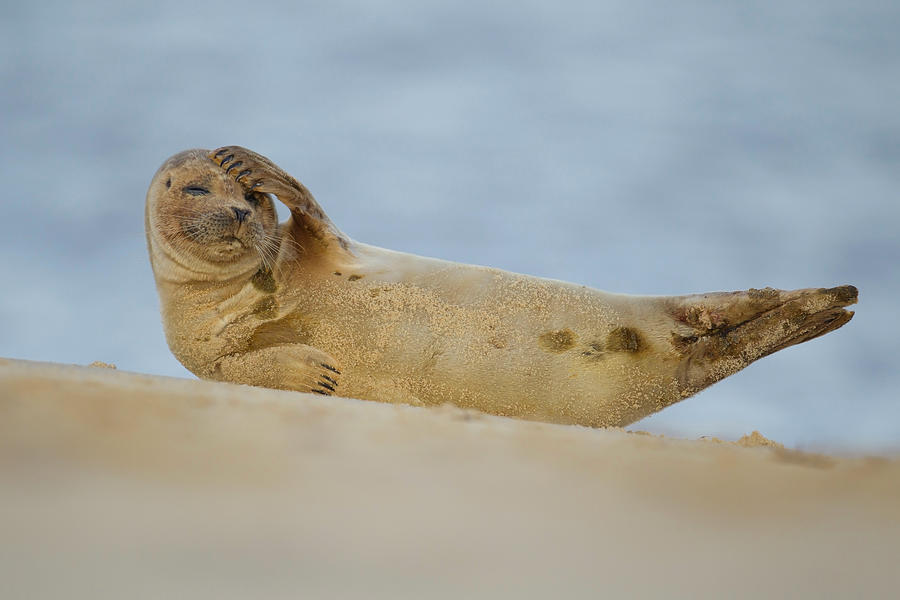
[[291, 268, 676, 426]]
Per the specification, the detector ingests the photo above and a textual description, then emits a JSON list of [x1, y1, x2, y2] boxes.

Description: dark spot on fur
[[251, 269, 277, 293], [251, 295, 278, 320], [333, 271, 342, 276], [348, 274, 364, 282], [581, 341, 605, 360], [671, 333, 697, 352], [538, 328, 577, 353], [607, 327, 643, 353]]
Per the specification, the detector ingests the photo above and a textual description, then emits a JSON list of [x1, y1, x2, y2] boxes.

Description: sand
[[1, 357, 898, 599]]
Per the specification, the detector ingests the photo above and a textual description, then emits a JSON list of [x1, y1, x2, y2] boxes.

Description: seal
[[145, 146, 858, 427]]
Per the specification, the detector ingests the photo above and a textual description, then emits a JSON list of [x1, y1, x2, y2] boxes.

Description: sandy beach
[[1, 356, 898, 599]]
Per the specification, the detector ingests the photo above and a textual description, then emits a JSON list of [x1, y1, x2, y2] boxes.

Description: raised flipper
[[209, 146, 348, 250]]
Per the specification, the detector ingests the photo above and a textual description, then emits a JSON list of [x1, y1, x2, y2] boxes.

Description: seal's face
[[147, 150, 279, 276]]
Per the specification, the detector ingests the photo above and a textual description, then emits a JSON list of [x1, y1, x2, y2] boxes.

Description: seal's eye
[[244, 192, 260, 206], [183, 186, 210, 196]]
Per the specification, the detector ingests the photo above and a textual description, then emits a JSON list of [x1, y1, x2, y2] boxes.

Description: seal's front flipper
[[208, 146, 348, 250], [213, 344, 342, 397], [668, 285, 857, 395]]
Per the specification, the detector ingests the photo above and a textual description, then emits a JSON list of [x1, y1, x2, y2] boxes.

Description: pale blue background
[[1, 0, 897, 452]]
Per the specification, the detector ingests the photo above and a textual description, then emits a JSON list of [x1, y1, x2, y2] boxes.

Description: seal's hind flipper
[[669, 285, 857, 394]]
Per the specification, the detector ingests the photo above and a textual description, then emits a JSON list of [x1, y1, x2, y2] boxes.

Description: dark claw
[[225, 160, 243, 174], [235, 169, 252, 182], [214, 148, 230, 158], [321, 363, 341, 374], [250, 180, 265, 190], [321, 375, 338, 386], [310, 389, 329, 396], [317, 381, 336, 392], [221, 154, 235, 166]]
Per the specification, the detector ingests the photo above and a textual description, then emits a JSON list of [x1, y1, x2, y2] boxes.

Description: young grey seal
[[145, 146, 857, 427]]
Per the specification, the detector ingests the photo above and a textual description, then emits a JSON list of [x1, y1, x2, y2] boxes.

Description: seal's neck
[[147, 228, 259, 285]]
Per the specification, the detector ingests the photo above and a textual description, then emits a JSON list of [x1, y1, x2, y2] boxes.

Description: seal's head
[[146, 149, 279, 282]]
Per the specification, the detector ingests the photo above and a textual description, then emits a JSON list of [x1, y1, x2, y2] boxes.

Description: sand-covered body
[[147, 147, 857, 427], [161, 238, 678, 426]]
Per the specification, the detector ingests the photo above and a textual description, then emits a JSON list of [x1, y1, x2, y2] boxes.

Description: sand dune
[[1, 357, 898, 599]]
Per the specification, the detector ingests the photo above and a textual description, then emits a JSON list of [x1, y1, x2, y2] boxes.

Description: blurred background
[[1, 0, 897, 452]]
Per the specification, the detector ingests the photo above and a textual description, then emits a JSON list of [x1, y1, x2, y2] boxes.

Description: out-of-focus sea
[[1, 0, 897, 451]]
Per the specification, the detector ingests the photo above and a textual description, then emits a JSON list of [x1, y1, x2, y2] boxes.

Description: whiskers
[[276, 231, 306, 257], [252, 226, 309, 278], [254, 229, 281, 273], [152, 202, 295, 279]]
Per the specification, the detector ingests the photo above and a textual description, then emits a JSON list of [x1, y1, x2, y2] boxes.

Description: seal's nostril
[[232, 207, 251, 223]]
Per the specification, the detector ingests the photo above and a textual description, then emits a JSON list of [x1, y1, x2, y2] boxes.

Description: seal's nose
[[232, 207, 251, 223]]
